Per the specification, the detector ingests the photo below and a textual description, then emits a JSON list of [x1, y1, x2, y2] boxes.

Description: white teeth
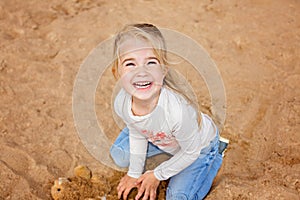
[[134, 81, 150, 86], [133, 81, 151, 88]]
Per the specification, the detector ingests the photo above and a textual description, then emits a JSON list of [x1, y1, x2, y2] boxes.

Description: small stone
[[74, 165, 92, 180]]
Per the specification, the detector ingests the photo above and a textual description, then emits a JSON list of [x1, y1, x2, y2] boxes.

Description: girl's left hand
[[135, 171, 160, 200]]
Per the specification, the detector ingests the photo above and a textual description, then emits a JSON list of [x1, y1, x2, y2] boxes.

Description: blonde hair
[[112, 23, 200, 122], [112, 23, 167, 78]]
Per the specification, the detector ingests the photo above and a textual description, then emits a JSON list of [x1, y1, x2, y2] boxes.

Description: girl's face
[[118, 38, 166, 103]]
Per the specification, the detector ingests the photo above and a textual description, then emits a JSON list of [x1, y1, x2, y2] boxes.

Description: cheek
[[120, 72, 132, 87], [153, 71, 165, 84]]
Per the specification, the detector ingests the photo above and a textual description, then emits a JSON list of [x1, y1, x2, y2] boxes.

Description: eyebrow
[[147, 56, 159, 61], [121, 58, 135, 65]]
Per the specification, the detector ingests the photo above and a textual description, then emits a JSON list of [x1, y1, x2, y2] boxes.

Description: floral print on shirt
[[141, 129, 178, 147]]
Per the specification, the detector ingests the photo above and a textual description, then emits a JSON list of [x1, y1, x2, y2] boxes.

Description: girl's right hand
[[117, 174, 139, 199]]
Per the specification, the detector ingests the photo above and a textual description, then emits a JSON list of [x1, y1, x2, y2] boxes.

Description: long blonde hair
[[112, 23, 200, 121]]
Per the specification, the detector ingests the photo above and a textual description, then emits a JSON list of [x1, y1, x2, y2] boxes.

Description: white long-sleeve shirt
[[114, 87, 217, 180]]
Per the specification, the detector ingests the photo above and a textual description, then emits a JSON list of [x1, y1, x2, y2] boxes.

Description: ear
[[112, 62, 122, 79]]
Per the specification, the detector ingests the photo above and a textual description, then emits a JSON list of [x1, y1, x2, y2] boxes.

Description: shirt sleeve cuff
[[153, 169, 165, 181], [127, 171, 142, 179]]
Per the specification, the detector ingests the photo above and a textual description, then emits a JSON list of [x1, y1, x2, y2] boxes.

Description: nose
[[135, 64, 148, 76]]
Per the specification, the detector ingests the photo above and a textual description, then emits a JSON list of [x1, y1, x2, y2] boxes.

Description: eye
[[123, 62, 136, 67], [147, 59, 159, 66]]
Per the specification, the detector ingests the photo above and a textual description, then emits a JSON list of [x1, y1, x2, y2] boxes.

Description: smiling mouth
[[133, 81, 152, 89]]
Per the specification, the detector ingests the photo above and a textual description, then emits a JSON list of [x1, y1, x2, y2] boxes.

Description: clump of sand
[[51, 165, 110, 200], [50, 165, 167, 200]]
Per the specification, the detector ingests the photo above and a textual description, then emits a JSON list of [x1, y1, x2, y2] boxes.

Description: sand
[[0, 0, 299, 199]]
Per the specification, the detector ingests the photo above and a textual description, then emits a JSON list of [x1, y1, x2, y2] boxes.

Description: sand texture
[[0, 0, 299, 199]]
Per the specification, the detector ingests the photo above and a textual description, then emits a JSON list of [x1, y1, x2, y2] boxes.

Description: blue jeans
[[110, 127, 223, 200]]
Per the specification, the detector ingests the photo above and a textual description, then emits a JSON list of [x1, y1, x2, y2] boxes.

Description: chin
[[134, 91, 161, 102]]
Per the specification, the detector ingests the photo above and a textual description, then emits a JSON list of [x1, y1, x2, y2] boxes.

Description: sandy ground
[[0, 0, 299, 199]]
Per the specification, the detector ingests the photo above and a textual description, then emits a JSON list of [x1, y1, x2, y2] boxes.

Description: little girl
[[110, 23, 225, 200]]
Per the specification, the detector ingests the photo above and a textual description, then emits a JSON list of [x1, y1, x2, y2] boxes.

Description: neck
[[131, 90, 161, 116]]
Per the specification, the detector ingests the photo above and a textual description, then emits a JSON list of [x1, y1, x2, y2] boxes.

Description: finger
[[136, 176, 144, 185], [117, 188, 123, 199], [142, 189, 150, 200], [150, 189, 157, 200], [117, 183, 123, 195], [117, 180, 124, 191], [135, 186, 145, 200], [123, 188, 131, 200]]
